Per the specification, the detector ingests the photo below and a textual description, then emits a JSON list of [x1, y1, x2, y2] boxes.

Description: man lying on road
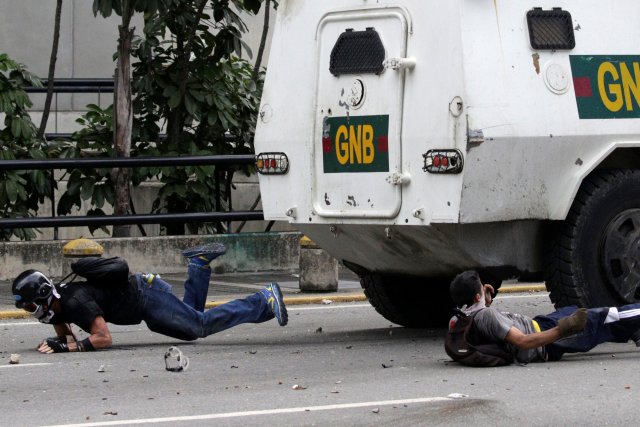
[[448, 270, 640, 364], [12, 244, 288, 353]]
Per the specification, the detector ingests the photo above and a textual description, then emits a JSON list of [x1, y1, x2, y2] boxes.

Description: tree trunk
[[166, 0, 207, 148], [38, 0, 63, 140], [252, 0, 271, 79], [165, 29, 186, 195], [112, 24, 134, 238]]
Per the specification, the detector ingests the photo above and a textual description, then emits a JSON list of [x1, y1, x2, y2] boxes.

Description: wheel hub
[[601, 209, 640, 302]]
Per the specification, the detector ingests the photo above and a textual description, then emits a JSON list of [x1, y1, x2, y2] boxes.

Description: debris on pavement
[[292, 384, 307, 390], [447, 393, 468, 399], [164, 346, 189, 372], [9, 354, 19, 364]]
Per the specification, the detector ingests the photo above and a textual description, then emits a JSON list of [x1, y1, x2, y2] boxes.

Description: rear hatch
[[312, 7, 410, 219]]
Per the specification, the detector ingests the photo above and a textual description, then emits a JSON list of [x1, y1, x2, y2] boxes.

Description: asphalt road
[[2, 292, 640, 427]]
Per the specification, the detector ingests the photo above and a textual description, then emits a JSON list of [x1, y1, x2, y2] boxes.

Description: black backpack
[[444, 309, 514, 367], [65, 256, 130, 286]]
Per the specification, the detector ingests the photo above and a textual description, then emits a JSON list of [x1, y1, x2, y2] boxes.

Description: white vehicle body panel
[[255, 0, 640, 277]]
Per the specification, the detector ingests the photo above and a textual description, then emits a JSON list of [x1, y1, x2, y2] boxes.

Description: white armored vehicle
[[254, 0, 640, 326]]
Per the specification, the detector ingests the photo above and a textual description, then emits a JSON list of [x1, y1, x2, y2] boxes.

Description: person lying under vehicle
[[446, 270, 640, 366]]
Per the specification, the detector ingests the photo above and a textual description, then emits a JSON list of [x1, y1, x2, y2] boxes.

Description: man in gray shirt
[[449, 270, 640, 363]]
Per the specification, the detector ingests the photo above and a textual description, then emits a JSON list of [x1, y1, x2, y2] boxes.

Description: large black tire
[[546, 169, 640, 307], [360, 274, 454, 328]]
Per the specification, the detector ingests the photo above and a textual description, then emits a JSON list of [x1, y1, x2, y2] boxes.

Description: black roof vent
[[527, 8, 575, 50], [330, 28, 385, 76]]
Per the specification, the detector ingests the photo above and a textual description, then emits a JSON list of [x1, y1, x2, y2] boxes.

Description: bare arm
[[71, 316, 112, 350], [504, 307, 587, 350], [38, 316, 112, 353], [52, 323, 73, 337], [504, 326, 562, 350]]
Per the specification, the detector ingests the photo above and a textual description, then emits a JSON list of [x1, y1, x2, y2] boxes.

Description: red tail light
[[256, 152, 289, 175], [422, 150, 463, 174]]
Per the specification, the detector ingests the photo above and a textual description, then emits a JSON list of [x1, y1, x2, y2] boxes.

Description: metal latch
[[386, 172, 411, 186], [383, 57, 417, 71]]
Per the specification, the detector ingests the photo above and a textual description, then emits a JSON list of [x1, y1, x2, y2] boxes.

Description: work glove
[[41, 337, 70, 353], [557, 308, 588, 337], [46, 335, 67, 344], [36, 335, 66, 351]]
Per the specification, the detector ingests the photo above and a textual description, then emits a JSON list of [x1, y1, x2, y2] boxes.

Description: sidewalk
[[0, 269, 546, 320]]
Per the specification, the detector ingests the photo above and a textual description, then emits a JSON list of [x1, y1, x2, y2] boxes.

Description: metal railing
[[2, 79, 265, 235], [26, 78, 115, 94], [0, 156, 263, 230]]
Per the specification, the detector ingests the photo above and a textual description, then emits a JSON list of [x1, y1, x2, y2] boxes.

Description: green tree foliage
[[132, 1, 264, 234], [59, 0, 266, 236], [53, 104, 120, 236], [93, 0, 165, 237], [0, 54, 51, 240]]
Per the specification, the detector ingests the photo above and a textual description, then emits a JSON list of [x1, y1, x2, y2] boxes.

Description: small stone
[[9, 354, 20, 364], [447, 393, 469, 399]]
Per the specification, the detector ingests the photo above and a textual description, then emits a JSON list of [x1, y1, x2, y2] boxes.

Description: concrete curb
[[499, 284, 547, 293], [0, 310, 30, 320], [0, 284, 548, 320]]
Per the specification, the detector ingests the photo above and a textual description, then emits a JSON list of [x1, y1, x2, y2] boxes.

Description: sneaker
[[260, 283, 288, 326], [182, 243, 227, 268]]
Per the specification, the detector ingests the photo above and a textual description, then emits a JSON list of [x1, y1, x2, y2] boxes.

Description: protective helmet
[[12, 270, 55, 317]]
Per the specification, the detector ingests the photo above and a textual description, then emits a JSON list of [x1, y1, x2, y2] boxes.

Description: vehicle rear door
[[312, 7, 410, 219]]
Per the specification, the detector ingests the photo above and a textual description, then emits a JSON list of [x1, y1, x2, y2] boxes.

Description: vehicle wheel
[[360, 274, 453, 328], [546, 169, 640, 307]]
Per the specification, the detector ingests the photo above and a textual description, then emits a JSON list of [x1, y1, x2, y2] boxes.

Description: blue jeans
[[534, 304, 640, 360], [183, 263, 211, 312], [133, 264, 274, 341]]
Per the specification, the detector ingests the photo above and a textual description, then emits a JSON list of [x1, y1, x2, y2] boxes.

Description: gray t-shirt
[[473, 308, 545, 363]]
